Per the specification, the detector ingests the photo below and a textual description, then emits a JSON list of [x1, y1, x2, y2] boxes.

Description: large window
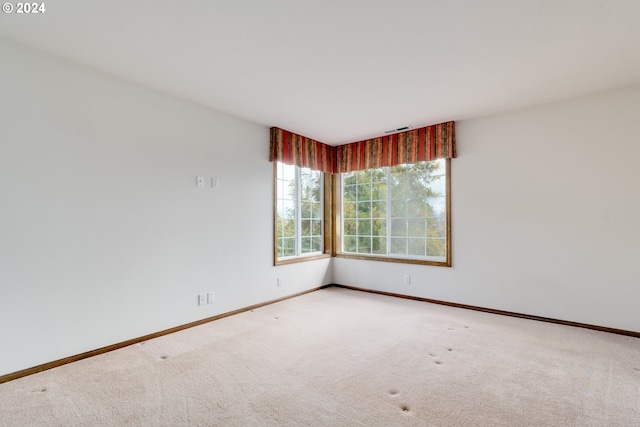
[[339, 159, 450, 265], [270, 123, 455, 267], [274, 162, 325, 264]]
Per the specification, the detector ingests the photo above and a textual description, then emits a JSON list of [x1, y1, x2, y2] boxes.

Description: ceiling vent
[[383, 125, 411, 134]]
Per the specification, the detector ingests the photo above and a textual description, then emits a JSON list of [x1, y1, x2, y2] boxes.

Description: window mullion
[[319, 173, 324, 253], [295, 166, 302, 256], [369, 170, 374, 254], [405, 170, 409, 256], [386, 167, 391, 255], [355, 172, 359, 252]]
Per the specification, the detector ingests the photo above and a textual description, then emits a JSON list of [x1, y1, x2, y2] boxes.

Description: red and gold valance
[[269, 127, 336, 173], [270, 121, 456, 174], [336, 121, 456, 173]]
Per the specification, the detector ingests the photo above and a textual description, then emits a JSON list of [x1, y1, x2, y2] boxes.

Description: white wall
[[2, 37, 638, 379], [335, 85, 640, 333], [0, 39, 332, 377]]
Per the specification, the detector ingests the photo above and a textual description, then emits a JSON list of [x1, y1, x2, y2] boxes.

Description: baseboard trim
[[4, 283, 636, 384], [0, 286, 327, 385], [330, 284, 640, 338]]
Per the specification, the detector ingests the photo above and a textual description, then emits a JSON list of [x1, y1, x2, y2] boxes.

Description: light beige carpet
[[1, 287, 639, 426]]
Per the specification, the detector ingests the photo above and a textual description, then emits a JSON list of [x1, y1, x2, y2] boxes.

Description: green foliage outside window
[[342, 160, 446, 260], [276, 163, 323, 259]]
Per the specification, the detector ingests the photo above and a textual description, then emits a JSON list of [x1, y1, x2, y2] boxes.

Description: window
[[270, 123, 455, 267], [274, 161, 326, 264], [339, 159, 450, 266]]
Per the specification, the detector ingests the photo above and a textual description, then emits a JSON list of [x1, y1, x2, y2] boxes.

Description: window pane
[[428, 175, 446, 197], [344, 219, 356, 235], [282, 200, 295, 220], [283, 238, 296, 257], [426, 197, 446, 217], [407, 218, 425, 237], [390, 219, 406, 237], [343, 202, 356, 219], [354, 170, 369, 183], [308, 202, 319, 219], [343, 172, 356, 186], [357, 219, 371, 235], [277, 180, 287, 200], [359, 183, 371, 199], [301, 237, 311, 252], [370, 168, 386, 183], [357, 201, 371, 217], [390, 199, 406, 217], [301, 202, 311, 219], [312, 236, 322, 252], [408, 238, 426, 256], [389, 168, 408, 197], [390, 238, 407, 255], [372, 219, 386, 236], [372, 237, 386, 254], [344, 235, 357, 252], [301, 220, 311, 236], [357, 236, 371, 254], [389, 174, 404, 196], [407, 199, 425, 217], [372, 183, 387, 200], [311, 220, 321, 236], [427, 217, 446, 238], [372, 201, 386, 217], [301, 168, 320, 193], [427, 239, 446, 257], [281, 163, 296, 180], [344, 185, 357, 200], [281, 220, 295, 237]]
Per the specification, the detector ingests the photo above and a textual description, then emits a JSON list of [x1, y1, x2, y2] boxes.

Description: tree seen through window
[[342, 159, 447, 260], [276, 162, 323, 260]]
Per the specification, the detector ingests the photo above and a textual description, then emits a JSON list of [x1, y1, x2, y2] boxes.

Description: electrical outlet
[[198, 294, 206, 305], [403, 275, 411, 285], [207, 292, 215, 304], [277, 277, 282, 287]]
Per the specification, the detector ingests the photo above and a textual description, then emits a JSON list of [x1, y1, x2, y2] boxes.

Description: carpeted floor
[[1, 287, 639, 426]]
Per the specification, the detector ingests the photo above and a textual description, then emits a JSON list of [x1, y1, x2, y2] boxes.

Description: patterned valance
[[336, 121, 456, 173], [270, 121, 456, 174], [270, 127, 336, 173]]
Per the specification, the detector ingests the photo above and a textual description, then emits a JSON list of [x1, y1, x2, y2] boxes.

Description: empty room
[[1, 1, 639, 425]]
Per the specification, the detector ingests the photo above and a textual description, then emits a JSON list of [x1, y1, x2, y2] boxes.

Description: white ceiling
[[2, 0, 640, 145]]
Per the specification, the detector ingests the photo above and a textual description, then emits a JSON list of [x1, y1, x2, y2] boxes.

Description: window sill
[[334, 253, 451, 267], [274, 253, 331, 266]]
